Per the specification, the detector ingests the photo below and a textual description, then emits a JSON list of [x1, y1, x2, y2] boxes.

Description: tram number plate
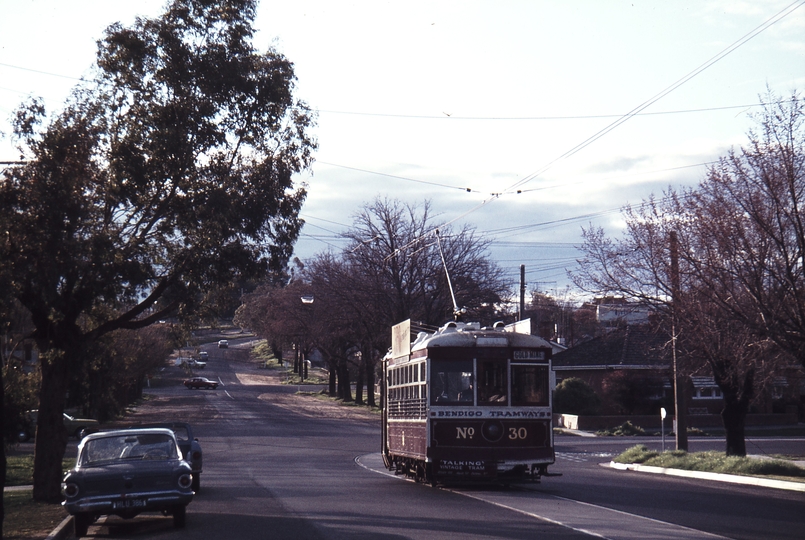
[[112, 498, 146, 509]]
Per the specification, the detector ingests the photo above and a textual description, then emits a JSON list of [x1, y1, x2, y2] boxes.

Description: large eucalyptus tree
[[0, 0, 315, 502]]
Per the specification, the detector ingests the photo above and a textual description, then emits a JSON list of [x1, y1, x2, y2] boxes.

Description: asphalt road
[[73, 337, 804, 539]]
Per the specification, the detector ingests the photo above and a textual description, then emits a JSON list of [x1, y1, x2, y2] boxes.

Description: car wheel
[[192, 473, 200, 493], [172, 505, 187, 528], [74, 514, 92, 537]]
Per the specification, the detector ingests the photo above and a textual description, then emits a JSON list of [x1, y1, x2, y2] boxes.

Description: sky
[[1, 0, 804, 301]]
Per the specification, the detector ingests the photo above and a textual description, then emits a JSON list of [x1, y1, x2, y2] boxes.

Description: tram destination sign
[[391, 319, 411, 359], [513, 350, 546, 360]]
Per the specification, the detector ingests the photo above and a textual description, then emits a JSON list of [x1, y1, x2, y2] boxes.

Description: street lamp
[[300, 295, 314, 380]]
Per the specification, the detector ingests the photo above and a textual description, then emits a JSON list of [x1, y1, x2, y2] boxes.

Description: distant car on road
[[217, 339, 229, 348], [183, 377, 219, 390], [198, 351, 209, 361], [61, 428, 194, 536], [128, 422, 203, 492], [19, 411, 99, 442], [180, 358, 206, 369]]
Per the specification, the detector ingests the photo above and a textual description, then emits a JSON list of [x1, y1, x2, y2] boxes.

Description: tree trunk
[[338, 359, 353, 402], [721, 401, 749, 456], [719, 368, 753, 457], [365, 352, 376, 408], [1, 364, 7, 538], [327, 359, 337, 396], [33, 350, 71, 502], [355, 359, 365, 405]]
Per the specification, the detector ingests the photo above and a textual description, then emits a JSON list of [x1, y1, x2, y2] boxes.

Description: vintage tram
[[381, 318, 556, 484]]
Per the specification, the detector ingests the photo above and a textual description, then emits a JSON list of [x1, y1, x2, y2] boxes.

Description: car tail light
[[178, 474, 193, 489], [62, 482, 79, 498], [191, 451, 201, 461]]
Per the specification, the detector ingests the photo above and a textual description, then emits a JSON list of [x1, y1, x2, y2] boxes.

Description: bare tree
[[573, 91, 802, 455], [687, 91, 805, 370]]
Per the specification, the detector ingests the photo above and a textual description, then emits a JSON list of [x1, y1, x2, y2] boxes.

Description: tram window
[[511, 364, 549, 406], [478, 360, 508, 406], [430, 359, 473, 405]]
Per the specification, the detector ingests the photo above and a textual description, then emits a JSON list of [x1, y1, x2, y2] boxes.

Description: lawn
[[614, 444, 805, 482], [3, 490, 68, 540], [3, 454, 76, 539]]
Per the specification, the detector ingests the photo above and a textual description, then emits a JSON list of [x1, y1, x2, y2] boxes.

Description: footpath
[[605, 459, 805, 492]]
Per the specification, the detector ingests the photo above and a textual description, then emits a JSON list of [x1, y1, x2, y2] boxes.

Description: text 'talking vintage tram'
[[381, 318, 556, 484]]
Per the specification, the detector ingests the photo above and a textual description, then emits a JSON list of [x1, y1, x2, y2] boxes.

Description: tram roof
[[411, 321, 552, 351]]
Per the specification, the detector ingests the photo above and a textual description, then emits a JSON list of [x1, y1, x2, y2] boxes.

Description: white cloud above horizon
[[2, 0, 803, 300]]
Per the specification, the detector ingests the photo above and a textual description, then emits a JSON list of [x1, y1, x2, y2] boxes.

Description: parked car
[[129, 422, 203, 492], [18, 411, 99, 442], [62, 428, 194, 536], [183, 377, 219, 390], [217, 339, 229, 348]]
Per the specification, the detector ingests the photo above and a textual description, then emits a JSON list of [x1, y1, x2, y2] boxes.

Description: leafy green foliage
[[3, 360, 40, 446], [0, 0, 316, 501], [596, 421, 647, 437], [553, 377, 601, 415]]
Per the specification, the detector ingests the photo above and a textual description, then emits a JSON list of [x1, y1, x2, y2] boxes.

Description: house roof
[[553, 325, 670, 370]]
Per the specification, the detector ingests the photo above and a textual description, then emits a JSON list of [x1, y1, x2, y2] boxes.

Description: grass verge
[[3, 489, 68, 540], [3, 454, 78, 539], [614, 444, 805, 482], [306, 390, 383, 415], [5, 455, 76, 487]]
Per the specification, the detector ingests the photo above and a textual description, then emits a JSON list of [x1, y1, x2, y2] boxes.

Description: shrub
[[597, 421, 646, 436], [613, 444, 658, 464], [553, 377, 601, 415]]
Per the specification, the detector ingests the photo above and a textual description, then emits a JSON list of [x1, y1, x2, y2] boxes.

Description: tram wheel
[[415, 463, 426, 483]]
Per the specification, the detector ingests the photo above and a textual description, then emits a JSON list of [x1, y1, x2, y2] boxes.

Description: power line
[[504, 0, 805, 195], [0, 62, 85, 81], [316, 161, 476, 193], [313, 101, 782, 121]]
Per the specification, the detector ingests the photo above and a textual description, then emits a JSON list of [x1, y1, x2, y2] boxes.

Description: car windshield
[[80, 433, 179, 465]]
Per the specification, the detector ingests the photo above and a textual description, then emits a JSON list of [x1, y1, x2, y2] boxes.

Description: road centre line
[[355, 453, 732, 540]]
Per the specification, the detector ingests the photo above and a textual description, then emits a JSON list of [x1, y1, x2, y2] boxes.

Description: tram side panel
[[387, 421, 428, 460], [384, 356, 429, 463]]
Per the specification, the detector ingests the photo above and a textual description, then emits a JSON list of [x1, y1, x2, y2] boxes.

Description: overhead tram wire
[[513, 160, 718, 196], [316, 161, 476, 193], [344, 0, 803, 263], [485, 189, 704, 240], [312, 101, 791, 121], [503, 0, 805, 197]]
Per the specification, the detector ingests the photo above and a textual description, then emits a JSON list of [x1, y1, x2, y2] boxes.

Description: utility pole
[[519, 265, 526, 321], [670, 231, 688, 451]]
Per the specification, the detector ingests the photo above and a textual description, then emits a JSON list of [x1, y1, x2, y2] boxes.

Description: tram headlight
[[482, 420, 504, 442]]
